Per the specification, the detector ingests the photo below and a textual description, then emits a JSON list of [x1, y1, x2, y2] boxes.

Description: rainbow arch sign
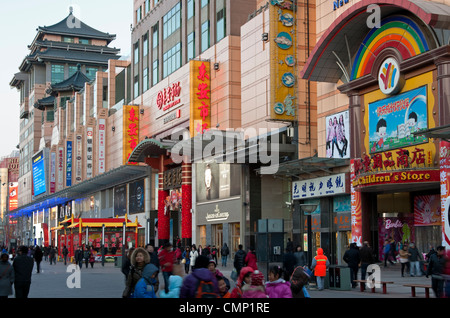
[[351, 15, 430, 80]]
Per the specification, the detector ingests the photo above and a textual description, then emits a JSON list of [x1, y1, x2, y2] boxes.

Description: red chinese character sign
[[439, 140, 450, 249], [123, 105, 140, 165], [350, 159, 363, 246], [190, 60, 211, 137]]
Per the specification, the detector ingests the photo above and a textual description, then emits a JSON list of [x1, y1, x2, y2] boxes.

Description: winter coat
[[0, 259, 14, 297], [265, 278, 292, 298], [290, 266, 310, 298], [234, 249, 247, 272], [180, 267, 219, 298], [158, 248, 176, 273], [408, 246, 422, 262], [241, 284, 268, 298], [343, 245, 360, 268], [294, 251, 307, 267], [190, 250, 198, 267], [159, 275, 183, 298], [427, 253, 446, 277], [123, 247, 151, 298], [221, 244, 229, 257], [359, 245, 374, 264], [311, 248, 329, 277], [133, 263, 159, 298], [230, 266, 254, 298], [12, 254, 34, 283], [245, 252, 258, 270], [34, 248, 43, 262]]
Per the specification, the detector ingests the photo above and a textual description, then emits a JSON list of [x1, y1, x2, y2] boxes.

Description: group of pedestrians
[[120, 242, 314, 298], [0, 246, 35, 298]]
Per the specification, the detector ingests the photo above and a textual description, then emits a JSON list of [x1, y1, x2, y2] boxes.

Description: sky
[[0, 0, 132, 159]]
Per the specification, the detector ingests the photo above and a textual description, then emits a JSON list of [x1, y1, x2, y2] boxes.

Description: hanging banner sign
[[350, 159, 363, 247], [439, 141, 450, 248], [292, 173, 347, 199]]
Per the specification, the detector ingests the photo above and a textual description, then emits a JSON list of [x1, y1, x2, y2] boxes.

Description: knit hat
[[251, 270, 265, 286]]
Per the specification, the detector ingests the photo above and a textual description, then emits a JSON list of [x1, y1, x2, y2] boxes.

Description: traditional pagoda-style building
[[10, 8, 120, 207]]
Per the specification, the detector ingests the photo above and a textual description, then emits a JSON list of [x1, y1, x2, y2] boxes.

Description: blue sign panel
[[66, 141, 72, 187], [32, 151, 46, 196]]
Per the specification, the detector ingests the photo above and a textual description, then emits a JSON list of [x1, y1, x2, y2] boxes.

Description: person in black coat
[[233, 244, 247, 275], [426, 246, 446, 298], [33, 246, 43, 273], [343, 243, 361, 288], [282, 248, 297, 281], [12, 246, 34, 298]]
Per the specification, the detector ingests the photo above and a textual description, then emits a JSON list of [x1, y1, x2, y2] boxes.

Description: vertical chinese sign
[[66, 141, 72, 187], [123, 105, 140, 165], [439, 141, 450, 248], [269, 1, 297, 121], [8, 182, 18, 211], [190, 60, 211, 137], [98, 119, 106, 173], [350, 159, 362, 246]]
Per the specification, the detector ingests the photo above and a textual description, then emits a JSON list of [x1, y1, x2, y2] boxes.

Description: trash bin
[[114, 256, 122, 268], [328, 265, 351, 290]]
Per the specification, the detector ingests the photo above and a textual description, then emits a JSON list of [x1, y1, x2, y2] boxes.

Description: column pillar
[[157, 155, 170, 247], [436, 57, 450, 126], [181, 159, 192, 248]]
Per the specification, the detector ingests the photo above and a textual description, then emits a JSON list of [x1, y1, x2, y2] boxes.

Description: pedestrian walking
[[189, 245, 198, 272], [244, 247, 258, 271], [290, 266, 311, 298], [343, 243, 360, 288], [242, 270, 268, 298], [359, 241, 374, 282], [133, 263, 159, 298], [182, 247, 190, 274], [233, 244, 247, 275], [408, 242, 423, 277], [74, 246, 83, 269], [211, 245, 218, 265], [43, 246, 49, 262], [145, 244, 160, 269], [282, 248, 297, 281], [0, 252, 14, 299], [399, 244, 411, 277], [383, 240, 394, 266], [62, 245, 69, 265], [221, 243, 229, 267], [12, 246, 34, 298], [158, 242, 176, 294], [49, 246, 57, 265], [180, 255, 219, 298], [83, 247, 91, 269], [122, 247, 151, 298], [159, 275, 182, 298], [311, 247, 329, 291], [33, 246, 43, 273], [121, 247, 135, 280], [265, 265, 292, 298], [294, 245, 307, 268], [230, 266, 253, 298], [89, 248, 95, 268], [426, 245, 446, 298]]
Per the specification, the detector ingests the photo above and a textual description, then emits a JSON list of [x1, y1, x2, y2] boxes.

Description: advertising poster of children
[[369, 86, 428, 154], [326, 110, 350, 159]]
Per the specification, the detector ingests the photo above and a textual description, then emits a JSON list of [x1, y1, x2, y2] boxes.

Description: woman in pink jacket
[[244, 248, 258, 270], [265, 265, 292, 298]]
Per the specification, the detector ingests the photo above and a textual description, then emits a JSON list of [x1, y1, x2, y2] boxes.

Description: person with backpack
[[180, 255, 219, 298], [234, 244, 247, 275]]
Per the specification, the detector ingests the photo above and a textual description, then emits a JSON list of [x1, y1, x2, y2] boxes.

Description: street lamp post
[[300, 203, 318, 267]]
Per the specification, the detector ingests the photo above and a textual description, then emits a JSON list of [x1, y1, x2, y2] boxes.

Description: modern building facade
[[301, 0, 450, 262]]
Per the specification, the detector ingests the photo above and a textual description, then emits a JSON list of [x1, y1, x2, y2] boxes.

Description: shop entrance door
[[213, 224, 223, 251]]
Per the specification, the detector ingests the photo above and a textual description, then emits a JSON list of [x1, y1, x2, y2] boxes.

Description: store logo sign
[[378, 58, 401, 95]]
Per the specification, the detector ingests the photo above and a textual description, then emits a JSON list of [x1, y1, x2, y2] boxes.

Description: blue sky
[[0, 0, 132, 159]]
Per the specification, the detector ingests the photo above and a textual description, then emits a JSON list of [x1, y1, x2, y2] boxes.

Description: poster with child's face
[[369, 86, 428, 154]]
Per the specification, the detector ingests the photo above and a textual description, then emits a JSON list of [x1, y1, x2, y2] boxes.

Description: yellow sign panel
[[269, 3, 297, 121], [189, 60, 211, 137], [123, 105, 140, 165], [362, 71, 437, 171]]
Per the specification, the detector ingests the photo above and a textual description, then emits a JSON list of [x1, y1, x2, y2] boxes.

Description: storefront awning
[[260, 156, 350, 178], [127, 138, 175, 163], [8, 165, 151, 218], [413, 123, 450, 141]]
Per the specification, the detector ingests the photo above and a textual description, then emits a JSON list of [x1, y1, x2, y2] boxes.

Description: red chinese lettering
[[128, 107, 138, 122], [410, 148, 425, 165], [396, 148, 409, 168], [371, 153, 383, 170], [383, 152, 395, 168], [196, 83, 210, 99], [197, 63, 210, 81], [198, 101, 209, 121], [362, 155, 371, 172], [196, 122, 209, 134], [128, 123, 138, 136]]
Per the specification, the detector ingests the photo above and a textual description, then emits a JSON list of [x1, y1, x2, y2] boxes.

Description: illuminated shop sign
[[352, 169, 439, 188], [156, 82, 182, 111], [32, 150, 47, 196], [123, 105, 140, 165], [190, 60, 211, 137]]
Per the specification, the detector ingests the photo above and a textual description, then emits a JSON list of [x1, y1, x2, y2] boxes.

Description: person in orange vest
[[311, 247, 329, 291]]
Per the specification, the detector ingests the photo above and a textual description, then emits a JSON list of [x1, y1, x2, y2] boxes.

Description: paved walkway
[[16, 258, 440, 298]]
